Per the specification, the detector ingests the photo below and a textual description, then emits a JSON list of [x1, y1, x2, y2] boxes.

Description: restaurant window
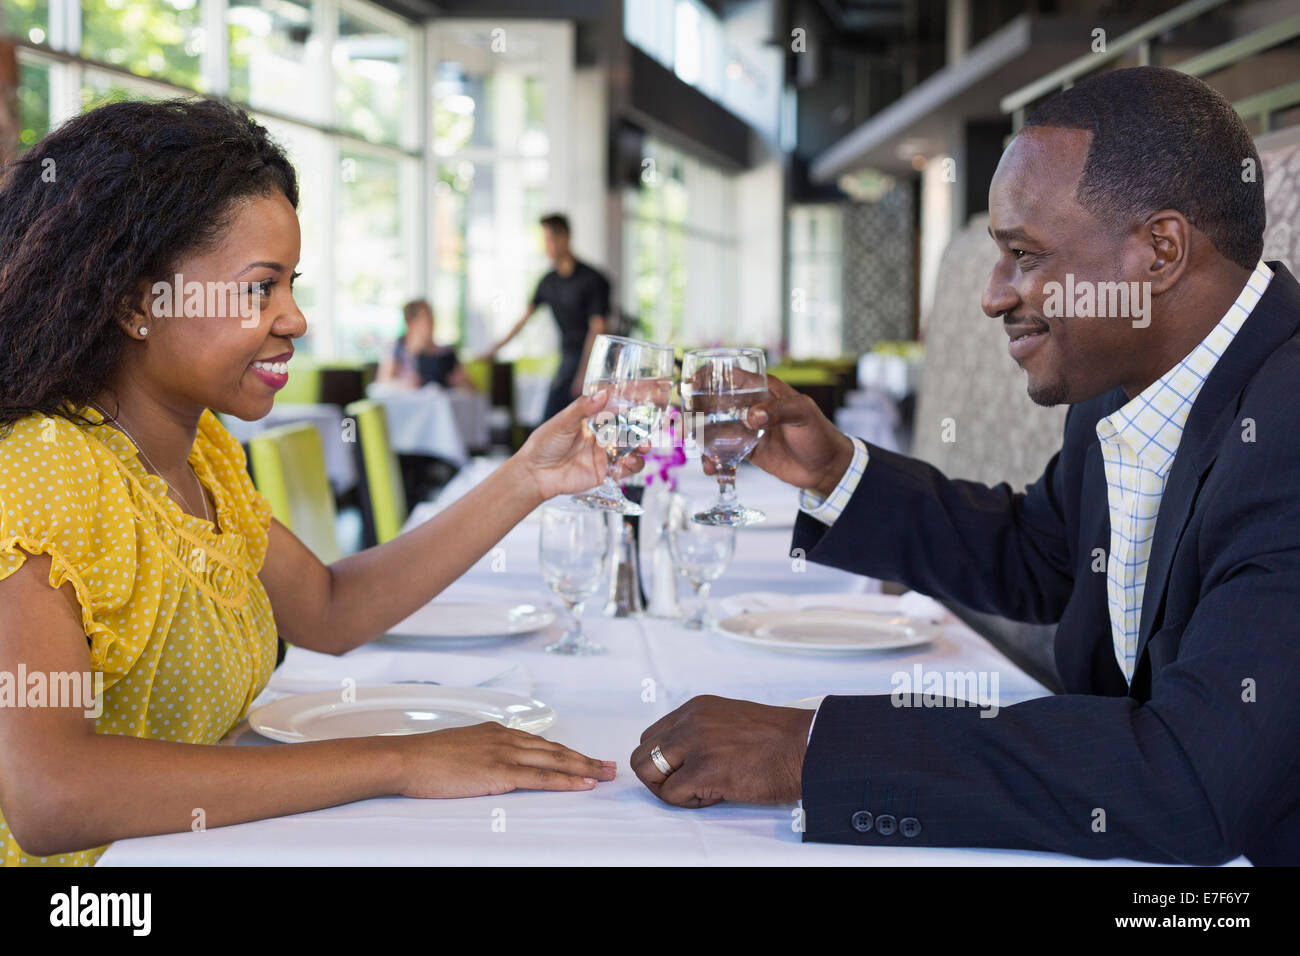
[[227, 0, 324, 124], [2, 0, 50, 42], [16, 57, 52, 148], [5, 0, 423, 363], [79, 0, 206, 91], [622, 137, 737, 347], [787, 204, 844, 358], [335, 0, 411, 149], [429, 20, 572, 357], [336, 147, 415, 358]]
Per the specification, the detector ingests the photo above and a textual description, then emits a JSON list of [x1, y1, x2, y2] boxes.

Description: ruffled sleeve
[[195, 410, 275, 572], [0, 413, 139, 672]]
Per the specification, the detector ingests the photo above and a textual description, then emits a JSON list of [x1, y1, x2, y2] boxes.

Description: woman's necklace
[[87, 400, 210, 523]]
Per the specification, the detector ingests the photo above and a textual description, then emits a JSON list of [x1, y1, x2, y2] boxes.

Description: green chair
[[248, 423, 341, 563], [514, 354, 560, 379], [462, 357, 493, 394], [273, 359, 323, 405], [345, 399, 409, 546]]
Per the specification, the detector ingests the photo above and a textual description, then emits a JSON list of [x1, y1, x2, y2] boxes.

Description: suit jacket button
[[850, 810, 874, 833], [900, 816, 922, 838], [875, 813, 897, 836]]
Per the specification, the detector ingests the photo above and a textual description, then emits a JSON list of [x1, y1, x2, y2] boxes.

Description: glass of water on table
[[538, 501, 611, 655], [571, 334, 674, 517], [667, 499, 735, 629], [681, 347, 769, 526]]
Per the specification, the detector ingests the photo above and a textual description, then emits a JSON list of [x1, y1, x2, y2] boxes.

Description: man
[[630, 67, 1300, 865], [489, 213, 612, 420]]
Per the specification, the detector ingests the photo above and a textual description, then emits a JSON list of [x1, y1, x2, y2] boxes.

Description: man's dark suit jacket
[[793, 261, 1300, 865]]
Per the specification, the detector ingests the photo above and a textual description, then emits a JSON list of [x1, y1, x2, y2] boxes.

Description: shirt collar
[[1097, 259, 1274, 475]]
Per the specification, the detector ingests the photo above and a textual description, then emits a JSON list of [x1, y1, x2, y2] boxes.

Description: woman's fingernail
[[583, 777, 597, 785], [591, 388, 607, 403], [752, 410, 768, 424]]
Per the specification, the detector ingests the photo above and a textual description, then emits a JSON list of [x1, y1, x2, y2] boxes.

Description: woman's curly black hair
[[0, 97, 299, 432]]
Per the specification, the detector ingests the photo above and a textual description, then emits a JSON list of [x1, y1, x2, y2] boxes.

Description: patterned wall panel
[[1262, 140, 1300, 274], [911, 213, 1070, 489], [841, 185, 915, 353]]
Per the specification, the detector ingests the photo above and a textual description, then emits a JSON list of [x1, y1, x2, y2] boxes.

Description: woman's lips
[[249, 360, 289, 390]]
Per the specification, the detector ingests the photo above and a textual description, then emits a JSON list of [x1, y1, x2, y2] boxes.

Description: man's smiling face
[[982, 126, 1150, 406]]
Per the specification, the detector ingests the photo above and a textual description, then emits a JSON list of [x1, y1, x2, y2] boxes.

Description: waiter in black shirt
[[488, 213, 611, 420]]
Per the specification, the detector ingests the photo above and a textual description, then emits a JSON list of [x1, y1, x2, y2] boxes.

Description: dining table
[[365, 382, 491, 465], [219, 403, 359, 494], [96, 463, 1237, 866]]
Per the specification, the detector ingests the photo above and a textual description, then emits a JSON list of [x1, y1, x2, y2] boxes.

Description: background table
[[219, 404, 358, 494], [98, 464, 1239, 866], [365, 383, 491, 465]]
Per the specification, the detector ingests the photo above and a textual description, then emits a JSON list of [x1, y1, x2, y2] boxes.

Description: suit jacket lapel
[[1134, 262, 1300, 663]]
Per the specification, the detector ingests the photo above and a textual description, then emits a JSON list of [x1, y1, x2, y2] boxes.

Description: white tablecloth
[[365, 383, 490, 465], [835, 389, 901, 452], [219, 404, 357, 493], [514, 372, 552, 427], [98, 463, 1228, 866]]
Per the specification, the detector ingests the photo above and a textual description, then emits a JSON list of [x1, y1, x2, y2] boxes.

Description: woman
[[0, 99, 639, 866], [377, 299, 474, 390]]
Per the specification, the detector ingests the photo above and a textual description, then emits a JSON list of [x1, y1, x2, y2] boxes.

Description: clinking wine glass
[[666, 499, 735, 629], [571, 334, 674, 517], [681, 347, 769, 526], [538, 501, 611, 655]]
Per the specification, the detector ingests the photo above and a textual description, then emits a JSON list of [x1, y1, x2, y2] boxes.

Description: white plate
[[714, 608, 940, 654], [247, 684, 557, 743], [379, 602, 556, 646]]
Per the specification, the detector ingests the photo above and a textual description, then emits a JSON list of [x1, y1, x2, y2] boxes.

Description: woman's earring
[[138, 327, 149, 337]]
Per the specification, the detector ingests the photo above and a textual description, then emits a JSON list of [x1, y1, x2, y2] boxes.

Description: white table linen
[[364, 383, 490, 465], [98, 460, 1237, 866]]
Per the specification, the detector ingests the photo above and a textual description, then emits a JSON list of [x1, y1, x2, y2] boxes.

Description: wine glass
[[681, 347, 769, 526], [572, 335, 675, 516], [666, 498, 736, 629], [538, 501, 611, 655]]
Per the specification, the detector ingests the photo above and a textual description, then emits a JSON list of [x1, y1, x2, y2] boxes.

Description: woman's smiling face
[[132, 188, 307, 422]]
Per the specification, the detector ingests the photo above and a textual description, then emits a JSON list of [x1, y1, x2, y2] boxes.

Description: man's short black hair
[[1023, 66, 1264, 271], [540, 213, 570, 236]]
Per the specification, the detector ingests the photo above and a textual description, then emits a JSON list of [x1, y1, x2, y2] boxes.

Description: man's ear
[[1141, 209, 1192, 296]]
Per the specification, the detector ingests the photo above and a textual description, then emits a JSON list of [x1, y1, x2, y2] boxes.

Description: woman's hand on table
[[629, 695, 814, 807], [397, 723, 617, 798], [516, 389, 647, 500]]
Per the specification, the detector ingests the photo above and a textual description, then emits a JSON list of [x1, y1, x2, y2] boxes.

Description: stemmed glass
[[572, 335, 675, 516], [667, 497, 736, 629], [681, 347, 769, 526], [538, 501, 611, 655]]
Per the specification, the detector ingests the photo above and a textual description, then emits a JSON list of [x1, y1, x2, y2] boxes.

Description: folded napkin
[[263, 646, 532, 698], [717, 589, 947, 623]]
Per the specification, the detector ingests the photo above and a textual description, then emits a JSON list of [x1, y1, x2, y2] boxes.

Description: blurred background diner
[[2, 0, 1297, 689]]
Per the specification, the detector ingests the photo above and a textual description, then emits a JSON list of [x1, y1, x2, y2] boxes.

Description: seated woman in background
[[0, 99, 640, 866], [377, 299, 475, 390]]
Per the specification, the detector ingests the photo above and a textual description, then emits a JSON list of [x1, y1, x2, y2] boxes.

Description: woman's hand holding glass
[[572, 335, 675, 516], [518, 388, 649, 502]]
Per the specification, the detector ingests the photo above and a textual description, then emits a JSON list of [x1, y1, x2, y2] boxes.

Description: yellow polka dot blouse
[[0, 402, 279, 866]]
